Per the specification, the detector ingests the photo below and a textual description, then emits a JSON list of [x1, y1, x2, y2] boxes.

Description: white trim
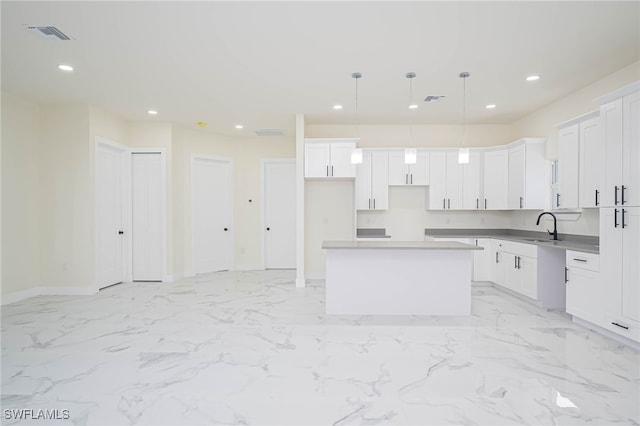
[[555, 110, 599, 129], [305, 272, 325, 280], [231, 264, 266, 272], [261, 158, 296, 270], [2, 286, 97, 305], [94, 137, 128, 291], [296, 114, 306, 288], [190, 154, 235, 274], [128, 149, 169, 283], [594, 81, 640, 105]]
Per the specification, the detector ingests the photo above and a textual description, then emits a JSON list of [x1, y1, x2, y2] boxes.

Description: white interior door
[[192, 156, 233, 274], [264, 160, 296, 269], [132, 153, 163, 281], [95, 142, 125, 289]]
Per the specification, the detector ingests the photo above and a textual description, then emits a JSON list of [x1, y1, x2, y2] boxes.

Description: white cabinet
[[598, 87, 640, 208], [462, 151, 482, 210], [482, 149, 509, 210], [356, 150, 389, 210], [428, 150, 479, 210], [557, 124, 580, 209], [565, 251, 601, 326], [579, 115, 602, 208], [472, 238, 495, 282], [494, 240, 539, 300], [304, 138, 357, 178], [388, 150, 429, 185], [600, 206, 640, 342], [507, 139, 546, 210]]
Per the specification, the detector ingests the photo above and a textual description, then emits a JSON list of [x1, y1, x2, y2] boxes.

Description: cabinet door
[[355, 152, 372, 210], [519, 256, 538, 300], [330, 143, 356, 178], [305, 143, 330, 177], [494, 251, 509, 288], [370, 151, 389, 210], [462, 151, 481, 210], [473, 238, 495, 282], [600, 207, 623, 318], [579, 117, 602, 208], [388, 150, 408, 185], [508, 144, 526, 209], [558, 124, 580, 209], [623, 92, 639, 207], [566, 266, 601, 325], [446, 151, 463, 209], [601, 99, 623, 207], [622, 207, 639, 322], [505, 253, 521, 293], [428, 152, 447, 210], [410, 151, 430, 185], [483, 149, 509, 210]]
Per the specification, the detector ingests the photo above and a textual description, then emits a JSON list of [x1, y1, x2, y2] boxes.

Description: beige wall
[[306, 124, 514, 147], [1, 93, 42, 295], [39, 103, 92, 288], [172, 126, 295, 276]]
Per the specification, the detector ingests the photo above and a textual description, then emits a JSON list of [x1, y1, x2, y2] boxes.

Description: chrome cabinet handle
[[565, 267, 569, 283], [615, 186, 619, 205], [621, 186, 626, 205], [573, 258, 587, 262], [595, 189, 599, 206], [615, 208, 619, 228], [520, 196, 524, 209], [622, 208, 626, 228]]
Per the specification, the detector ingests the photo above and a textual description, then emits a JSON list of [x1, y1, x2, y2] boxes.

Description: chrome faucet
[[536, 212, 558, 240]]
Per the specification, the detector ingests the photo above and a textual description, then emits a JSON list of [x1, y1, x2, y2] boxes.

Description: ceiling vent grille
[[254, 129, 287, 137], [27, 26, 72, 41], [425, 95, 446, 103]]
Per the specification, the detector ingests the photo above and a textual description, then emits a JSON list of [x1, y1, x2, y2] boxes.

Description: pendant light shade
[[404, 148, 417, 164], [406, 72, 418, 109], [351, 148, 363, 164], [458, 71, 470, 164]]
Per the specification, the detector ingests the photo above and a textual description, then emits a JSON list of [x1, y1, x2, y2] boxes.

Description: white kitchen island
[[322, 241, 483, 316]]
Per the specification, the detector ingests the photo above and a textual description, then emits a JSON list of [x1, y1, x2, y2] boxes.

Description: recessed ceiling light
[[58, 64, 74, 71], [235, 124, 243, 129], [333, 105, 343, 110], [486, 104, 496, 109], [526, 75, 540, 81], [147, 110, 158, 115], [408, 104, 418, 109], [197, 122, 207, 128]]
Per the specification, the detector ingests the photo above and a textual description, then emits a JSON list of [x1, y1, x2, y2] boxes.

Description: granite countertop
[[323, 241, 483, 250], [424, 228, 599, 254], [356, 228, 391, 238]]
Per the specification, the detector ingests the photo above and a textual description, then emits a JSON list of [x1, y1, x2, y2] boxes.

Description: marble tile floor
[[1, 270, 639, 425]]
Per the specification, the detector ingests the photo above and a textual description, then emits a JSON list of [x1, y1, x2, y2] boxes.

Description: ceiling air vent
[[424, 95, 446, 103], [254, 129, 287, 137], [26, 26, 72, 41]]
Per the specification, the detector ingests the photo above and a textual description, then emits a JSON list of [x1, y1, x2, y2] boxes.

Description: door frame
[[190, 154, 234, 275], [94, 137, 128, 290], [261, 158, 296, 269], [126, 148, 169, 282]]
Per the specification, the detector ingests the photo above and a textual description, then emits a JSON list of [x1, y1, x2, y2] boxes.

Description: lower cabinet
[[472, 238, 495, 282], [493, 240, 565, 308], [565, 251, 602, 326]]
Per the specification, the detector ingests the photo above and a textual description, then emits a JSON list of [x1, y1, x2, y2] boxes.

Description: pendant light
[[458, 72, 470, 164], [405, 72, 418, 163], [350, 72, 363, 164]]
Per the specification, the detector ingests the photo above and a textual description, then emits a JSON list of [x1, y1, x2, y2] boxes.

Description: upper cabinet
[[428, 150, 481, 210], [356, 150, 389, 211], [557, 123, 580, 209], [482, 148, 509, 210], [507, 138, 546, 210], [388, 150, 429, 186], [555, 110, 602, 209], [304, 138, 357, 178], [596, 84, 639, 208], [579, 114, 602, 208]]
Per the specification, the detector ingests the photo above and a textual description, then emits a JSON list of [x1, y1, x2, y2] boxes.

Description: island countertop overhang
[[322, 241, 484, 250]]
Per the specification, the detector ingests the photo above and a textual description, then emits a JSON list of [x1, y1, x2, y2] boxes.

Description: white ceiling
[[2, 1, 639, 137]]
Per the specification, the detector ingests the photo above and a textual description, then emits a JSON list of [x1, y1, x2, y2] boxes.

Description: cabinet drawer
[[566, 250, 599, 272], [495, 240, 538, 258], [602, 314, 640, 343]]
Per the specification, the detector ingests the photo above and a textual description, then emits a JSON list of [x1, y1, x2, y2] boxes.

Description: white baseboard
[[2, 285, 96, 305], [295, 278, 306, 288], [231, 264, 265, 272], [471, 280, 494, 287], [305, 272, 325, 280], [163, 274, 174, 282]]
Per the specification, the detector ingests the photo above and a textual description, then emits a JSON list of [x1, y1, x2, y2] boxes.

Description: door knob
[[224, 228, 228, 231], [118, 230, 124, 235], [266, 227, 270, 231]]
